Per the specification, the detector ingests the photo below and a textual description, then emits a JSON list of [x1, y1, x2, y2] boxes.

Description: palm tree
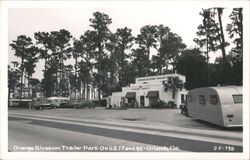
[[164, 76, 184, 99]]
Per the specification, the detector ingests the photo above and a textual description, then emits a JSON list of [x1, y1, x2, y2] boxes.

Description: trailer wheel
[[39, 106, 42, 110]]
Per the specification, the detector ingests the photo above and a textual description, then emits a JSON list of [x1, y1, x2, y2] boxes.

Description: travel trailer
[[186, 86, 242, 127], [30, 97, 54, 110]]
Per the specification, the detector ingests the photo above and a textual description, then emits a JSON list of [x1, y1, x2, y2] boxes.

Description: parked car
[[80, 100, 96, 108], [65, 100, 82, 109], [47, 97, 70, 108], [167, 101, 177, 108], [31, 97, 55, 110], [66, 100, 96, 109], [150, 99, 168, 108]]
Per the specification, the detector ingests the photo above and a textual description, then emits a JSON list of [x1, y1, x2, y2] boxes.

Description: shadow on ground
[[191, 119, 243, 131]]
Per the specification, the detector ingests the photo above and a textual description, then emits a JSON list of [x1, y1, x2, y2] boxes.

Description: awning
[[125, 92, 136, 98], [146, 91, 159, 98]]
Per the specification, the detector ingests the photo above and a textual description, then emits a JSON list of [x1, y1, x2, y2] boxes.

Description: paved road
[[8, 110, 243, 152], [7, 107, 244, 130]]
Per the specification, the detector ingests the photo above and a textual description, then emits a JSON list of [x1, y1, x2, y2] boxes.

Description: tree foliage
[[89, 12, 112, 102], [9, 9, 243, 102], [176, 49, 207, 89], [115, 27, 134, 87]]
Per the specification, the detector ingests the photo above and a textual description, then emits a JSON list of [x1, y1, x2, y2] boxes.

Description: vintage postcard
[[0, 0, 249, 160]]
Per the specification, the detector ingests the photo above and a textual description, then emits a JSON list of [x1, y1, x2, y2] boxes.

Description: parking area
[[8, 107, 242, 132]]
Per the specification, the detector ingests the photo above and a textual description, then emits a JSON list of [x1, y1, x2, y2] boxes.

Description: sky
[[7, 1, 234, 80]]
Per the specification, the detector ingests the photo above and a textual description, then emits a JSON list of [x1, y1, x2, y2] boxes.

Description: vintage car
[[78, 100, 96, 109], [47, 97, 70, 108], [65, 100, 81, 108], [65, 99, 96, 109], [30, 97, 55, 110], [150, 99, 168, 108]]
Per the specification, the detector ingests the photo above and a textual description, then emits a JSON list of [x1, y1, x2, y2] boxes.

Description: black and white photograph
[[0, 0, 249, 160]]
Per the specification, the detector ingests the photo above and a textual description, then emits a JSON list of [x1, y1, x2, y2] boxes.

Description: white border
[[1, 1, 249, 160]]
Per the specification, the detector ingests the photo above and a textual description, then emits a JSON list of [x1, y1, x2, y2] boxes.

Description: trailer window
[[187, 95, 193, 102], [233, 94, 242, 104], [210, 95, 218, 105], [199, 95, 205, 104]]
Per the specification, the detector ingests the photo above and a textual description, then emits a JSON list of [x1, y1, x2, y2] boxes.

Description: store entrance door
[[140, 96, 145, 108]]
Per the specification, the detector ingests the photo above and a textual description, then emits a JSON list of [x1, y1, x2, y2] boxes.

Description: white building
[[110, 73, 188, 108]]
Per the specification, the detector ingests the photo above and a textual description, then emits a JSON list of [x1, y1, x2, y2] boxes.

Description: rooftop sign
[[137, 75, 171, 82]]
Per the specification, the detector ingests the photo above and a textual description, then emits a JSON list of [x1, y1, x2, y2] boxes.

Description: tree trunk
[[97, 42, 102, 105], [79, 82, 82, 100], [19, 57, 24, 100], [110, 69, 114, 96], [217, 8, 226, 61], [61, 58, 63, 96], [147, 45, 150, 74], [239, 8, 243, 48], [172, 91, 175, 99], [121, 46, 125, 87], [55, 72, 58, 96], [75, 55, 77, 100], [24, 70, 27, 89], [86, 77, 90, 100], [27, 75, 30, 99], [44, 57, 47, 96], [83, 82, 86, 100]]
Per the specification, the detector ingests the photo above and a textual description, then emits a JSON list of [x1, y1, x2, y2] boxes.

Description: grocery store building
[[109, 73, 188, 108]]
